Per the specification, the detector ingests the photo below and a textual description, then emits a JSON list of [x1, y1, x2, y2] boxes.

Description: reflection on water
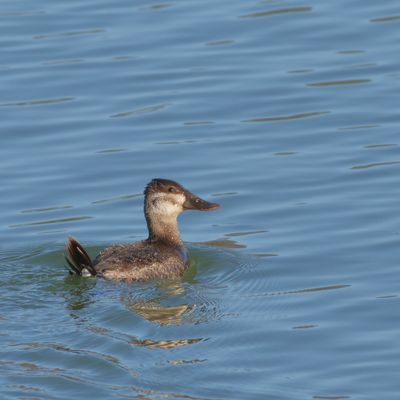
[[133, 337, 203, 350], [62, 276, 97, 311], [128, 302, 190, 325], [86, 320, 205, 350], [124, 282, 192, 326]]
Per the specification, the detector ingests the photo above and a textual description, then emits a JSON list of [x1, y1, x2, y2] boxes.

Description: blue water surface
[[1, 0, 400, 399]]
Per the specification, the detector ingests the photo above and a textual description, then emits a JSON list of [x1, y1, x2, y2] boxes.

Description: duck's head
[[144, 178, 220, 218]]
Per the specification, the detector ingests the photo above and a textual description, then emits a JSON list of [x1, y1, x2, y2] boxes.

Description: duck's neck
[[145, 209, 183, 246]]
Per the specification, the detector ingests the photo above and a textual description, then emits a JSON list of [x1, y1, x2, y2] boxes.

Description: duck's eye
[[168, 187, 177, 193]]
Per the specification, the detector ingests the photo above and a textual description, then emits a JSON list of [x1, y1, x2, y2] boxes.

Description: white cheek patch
[[155, 201, 178, 215], [152, 193, 185, 216]]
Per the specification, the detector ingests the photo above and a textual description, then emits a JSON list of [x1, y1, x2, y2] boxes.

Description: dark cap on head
[[144, 178, 220, 211]]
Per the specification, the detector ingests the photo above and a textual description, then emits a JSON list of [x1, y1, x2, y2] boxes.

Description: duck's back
[[93, 240, 188, 281]]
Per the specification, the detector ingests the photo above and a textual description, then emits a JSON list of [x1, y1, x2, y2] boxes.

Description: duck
[[65, 178, 220, 281]]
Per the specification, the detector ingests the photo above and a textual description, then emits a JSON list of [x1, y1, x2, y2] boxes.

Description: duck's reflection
[[62, 275, 97, 311], [123, 280, 194, 326], [132, 337, 203, 350], [63, 274, 195, 326], [128, 301, 191, 326], [61, 270, 223, 355]]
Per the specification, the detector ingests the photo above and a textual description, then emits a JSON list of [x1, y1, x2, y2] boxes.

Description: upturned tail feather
[[65, 236, 97, 276]]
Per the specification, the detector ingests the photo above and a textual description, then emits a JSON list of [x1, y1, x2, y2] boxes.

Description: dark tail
[[65, 236, 97, 276]]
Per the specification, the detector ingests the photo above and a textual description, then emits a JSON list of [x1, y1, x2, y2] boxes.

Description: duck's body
[[92, 240, 187, 280], [65, 178, 219, 281]]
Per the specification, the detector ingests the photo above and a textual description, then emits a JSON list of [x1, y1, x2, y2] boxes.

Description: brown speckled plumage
[[65, 178, 219, 281]]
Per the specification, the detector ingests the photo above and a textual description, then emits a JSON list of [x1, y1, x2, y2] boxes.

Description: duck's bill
[[183, 192, 220, 211]]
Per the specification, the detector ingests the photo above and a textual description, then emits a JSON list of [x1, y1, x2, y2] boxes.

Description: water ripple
[[184, 121, 215, 126], [0, 11, 46, 17], [364, 144, 397, 149], [370, 16, 400, 23], [156, 140, 197, 145], [242, 111, 329, 123], [9, 216, 93, 228], [141, 3, 175, 12], [351, 160, 400, 170], [0, 97, 75, 107], [338, 124, 379, 131], [95, 148, 128, 154], [225, 230, 267, 238], [240, 6, 312, 19], [205, 40, 235, 47], [87, 323, 204, 349], [307, 79, 371, 87], [20, 205, 73, 214], [196, 239, 246, 249], [12, 342, 121, 366], [92, 193, 142, 205], [33, 28, 105, 40], [133, 337, 203, 349], [110, 103, 170, 118], [44, 59, 84, 65], [246, 284, 351, 298]]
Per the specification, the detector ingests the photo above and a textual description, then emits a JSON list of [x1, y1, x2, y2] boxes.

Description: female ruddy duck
[[65, 178, 220, 281]]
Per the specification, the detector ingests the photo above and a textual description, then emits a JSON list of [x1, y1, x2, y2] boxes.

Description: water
[[1, 0, 400, 398]]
